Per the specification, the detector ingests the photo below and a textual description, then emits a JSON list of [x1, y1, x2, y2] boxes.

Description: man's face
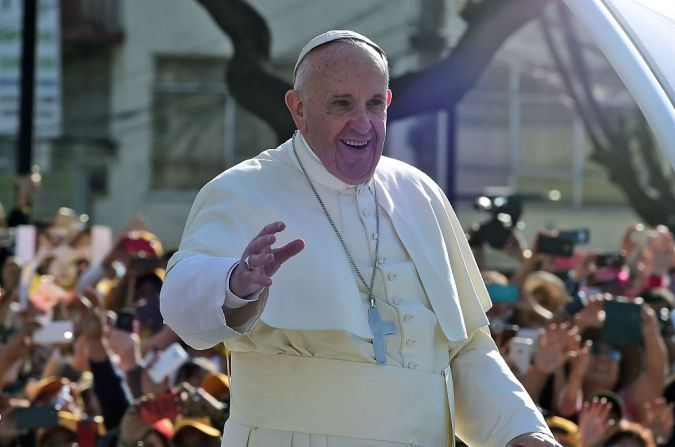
[[287, 43, 392, 185]]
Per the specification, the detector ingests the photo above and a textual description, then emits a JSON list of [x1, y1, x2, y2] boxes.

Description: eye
[[332, 99, 350, 107], [367, 99, 386, 110]]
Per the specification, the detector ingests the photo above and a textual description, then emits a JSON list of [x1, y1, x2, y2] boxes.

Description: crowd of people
[[1, 201, 229, 447], [1, 190, 675, 446], [470, 219, 675, 447]]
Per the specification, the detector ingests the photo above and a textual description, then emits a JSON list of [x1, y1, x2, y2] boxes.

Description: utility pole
[[16, 0, 38, 175]]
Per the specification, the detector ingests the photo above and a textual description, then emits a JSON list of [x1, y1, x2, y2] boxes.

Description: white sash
[[226, 352, 453, 446]]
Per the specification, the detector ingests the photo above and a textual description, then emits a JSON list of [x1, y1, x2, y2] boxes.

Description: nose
[[349, 106, 372, 134]]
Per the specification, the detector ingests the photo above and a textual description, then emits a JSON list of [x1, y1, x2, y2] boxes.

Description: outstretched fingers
[[230, 222, 302, 297], [247, 234, 277, 256], [255, 221, 286, 238], [273, 239, 305, 267]]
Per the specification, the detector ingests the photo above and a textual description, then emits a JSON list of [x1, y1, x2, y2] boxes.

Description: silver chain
[[291, 131, 380, 308]]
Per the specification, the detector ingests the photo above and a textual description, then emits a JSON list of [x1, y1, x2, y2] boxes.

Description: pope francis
[[160, 30, 559, 447]]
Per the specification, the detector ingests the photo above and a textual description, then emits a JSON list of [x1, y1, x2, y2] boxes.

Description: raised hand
[[107, 328, 142, 372], [640, 302, 662, 341], [578, 397, 615, 447], [532, 323, 578, 374], [569, 339, 592, 382], [573, 293, 606, 332], [230, 221, 305, 297], [71, 288, 110, 363], [571, 253, 598, 283], [73, 288, 106, 341]]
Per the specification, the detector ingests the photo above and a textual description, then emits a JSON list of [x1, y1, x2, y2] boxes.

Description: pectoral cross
[[368, 306, 396, 364]]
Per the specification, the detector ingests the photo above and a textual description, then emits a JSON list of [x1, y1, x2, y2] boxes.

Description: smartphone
[[508, 337, 535, 375], [33, 321, 75, 345], [148, 343, 188, 383], [485, 284, 520, 304], [115, 308, 136, 333], [559, 228, 590, 244], [15, 406, 59, 429], [139, 390, 182, 425], [536, 235, 575, 257], [603, 300, 643, 346], [128, 257, 161, 272], [15, 225, 36, 265], [595, 252, 625, 269]]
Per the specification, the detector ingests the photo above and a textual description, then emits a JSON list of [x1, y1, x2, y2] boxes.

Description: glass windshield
[[605, 0, 675, 107]]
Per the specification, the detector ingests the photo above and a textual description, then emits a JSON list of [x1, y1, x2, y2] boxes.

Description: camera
[[595, 252, 625, 268], [469, 195, 523, 249]]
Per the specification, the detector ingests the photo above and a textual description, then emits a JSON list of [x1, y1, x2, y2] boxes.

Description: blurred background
[[2, 2, 675, 447], [1, 0, 668, 264]]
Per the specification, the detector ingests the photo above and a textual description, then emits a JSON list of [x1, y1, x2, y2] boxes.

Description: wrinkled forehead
[[309, 42, 385, 75], [293, 30, 386, 81]]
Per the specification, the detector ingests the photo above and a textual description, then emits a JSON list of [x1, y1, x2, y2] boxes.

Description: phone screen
[[508, 337, 534, 375], [536, 235, 575, 257], [33, 321, 75, 345], [148, 343, 188, 383], [603, 300, 643, 346], [486, 284, 519, 304], [15, 406, 60, 429], [559, 228, 590, 244], [595, 252, 625, 268]]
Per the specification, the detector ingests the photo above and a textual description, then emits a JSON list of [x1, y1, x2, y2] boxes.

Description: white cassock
[[160, 134, 551, 447]]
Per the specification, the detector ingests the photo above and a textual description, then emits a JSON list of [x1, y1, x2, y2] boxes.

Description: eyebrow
[[329, 93, 387, 100]]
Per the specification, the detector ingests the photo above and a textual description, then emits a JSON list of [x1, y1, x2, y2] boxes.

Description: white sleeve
[[223, 261, 263, 309], [450, 327, 552, 447], [160, 254, 267, 350]]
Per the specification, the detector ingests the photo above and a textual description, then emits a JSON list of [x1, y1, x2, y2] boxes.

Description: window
[[151, 57, 278, 190], [455, 59, 630, 207]]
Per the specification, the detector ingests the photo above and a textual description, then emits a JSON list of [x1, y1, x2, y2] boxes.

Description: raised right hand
[[578, 397, 615, 447], [230, 221, 305, 298]]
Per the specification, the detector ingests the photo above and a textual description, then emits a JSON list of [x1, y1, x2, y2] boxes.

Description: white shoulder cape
[[167, 138, 491, 342]]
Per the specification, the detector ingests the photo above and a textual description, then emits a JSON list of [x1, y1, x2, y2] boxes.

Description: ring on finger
[[243, 256, 253, 271]]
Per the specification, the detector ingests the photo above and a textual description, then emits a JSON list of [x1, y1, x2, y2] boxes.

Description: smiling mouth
[[340, 139, 370, 149]]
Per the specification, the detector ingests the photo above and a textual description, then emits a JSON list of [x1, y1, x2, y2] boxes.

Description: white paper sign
[[0, 0, 62, 137]]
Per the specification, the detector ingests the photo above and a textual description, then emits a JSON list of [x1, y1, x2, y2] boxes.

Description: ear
[[386, 89, 392, 107], [285, 90, 306, 132]]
